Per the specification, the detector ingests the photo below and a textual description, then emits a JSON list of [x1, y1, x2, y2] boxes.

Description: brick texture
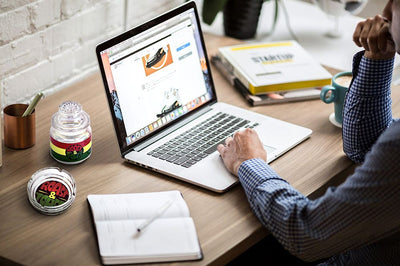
[[0, 0, 184, 108]]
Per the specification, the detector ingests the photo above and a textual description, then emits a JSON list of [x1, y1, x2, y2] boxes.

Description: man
[[217, 0, 400, 264]]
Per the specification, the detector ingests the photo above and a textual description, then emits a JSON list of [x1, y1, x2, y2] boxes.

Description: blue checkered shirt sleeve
[[343, 51, 395, 163], [237, 52, 400, 264]]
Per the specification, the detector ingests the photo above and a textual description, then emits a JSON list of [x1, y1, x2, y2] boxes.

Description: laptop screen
[[96, 2, 216, 153]]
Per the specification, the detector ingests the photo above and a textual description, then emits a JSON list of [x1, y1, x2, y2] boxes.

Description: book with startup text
[[217, 40, 332, 95], [211, 55, 322, 106], [87, 190, 202, 265]]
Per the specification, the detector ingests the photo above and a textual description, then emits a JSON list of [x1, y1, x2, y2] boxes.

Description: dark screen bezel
[[95, 1, 218, 156]]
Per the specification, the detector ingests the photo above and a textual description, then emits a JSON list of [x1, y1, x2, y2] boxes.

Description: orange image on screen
[[101, 52, 117, 93], [142, 44, 173, 76]]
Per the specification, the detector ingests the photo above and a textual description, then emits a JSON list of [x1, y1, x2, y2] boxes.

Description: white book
[[217, 40, 332, 95], [87, 190, 202, 265]]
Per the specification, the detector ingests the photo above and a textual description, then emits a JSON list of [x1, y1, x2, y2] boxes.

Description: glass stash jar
[[50, 101, 92, 164]]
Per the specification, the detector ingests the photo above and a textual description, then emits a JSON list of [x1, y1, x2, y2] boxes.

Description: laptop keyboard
[[147, 112, 259, 168]]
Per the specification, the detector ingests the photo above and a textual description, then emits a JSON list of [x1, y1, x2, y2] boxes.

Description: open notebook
[[87, 190, 202, 265]]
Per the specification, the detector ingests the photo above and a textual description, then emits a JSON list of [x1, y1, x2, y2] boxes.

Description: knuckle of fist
[[357, 20, 365, 27], [373, 15, 381, 21]]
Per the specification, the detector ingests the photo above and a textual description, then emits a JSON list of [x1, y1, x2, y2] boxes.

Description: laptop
[[96, 1, 312, 193]]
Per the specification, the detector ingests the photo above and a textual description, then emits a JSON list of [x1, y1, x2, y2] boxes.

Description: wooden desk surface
[[2, 34, 398, 266]]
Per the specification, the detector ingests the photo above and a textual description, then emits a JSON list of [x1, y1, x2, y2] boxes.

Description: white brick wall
[[0, 0, 184, 108]]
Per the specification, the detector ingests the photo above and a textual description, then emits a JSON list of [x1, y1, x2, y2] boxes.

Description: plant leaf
[[202, 0, 229, 25]]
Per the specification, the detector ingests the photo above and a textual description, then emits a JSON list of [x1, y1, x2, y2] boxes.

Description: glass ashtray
[[27, 167, 76, 215]]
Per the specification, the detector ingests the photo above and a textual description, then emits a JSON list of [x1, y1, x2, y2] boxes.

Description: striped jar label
[[50, 135, 92, 163]]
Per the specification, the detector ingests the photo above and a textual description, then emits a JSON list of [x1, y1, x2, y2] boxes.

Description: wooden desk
[[1, 34, 396, 265]]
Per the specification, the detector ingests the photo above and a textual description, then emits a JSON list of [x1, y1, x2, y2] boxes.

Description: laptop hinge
[[130, 105, 213, 152]]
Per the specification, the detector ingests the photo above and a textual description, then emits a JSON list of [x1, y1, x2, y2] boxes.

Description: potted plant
[[202, 0, 279, 39]]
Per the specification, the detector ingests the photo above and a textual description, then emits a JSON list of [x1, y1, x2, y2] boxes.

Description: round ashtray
[[27, 167, 76, 215]]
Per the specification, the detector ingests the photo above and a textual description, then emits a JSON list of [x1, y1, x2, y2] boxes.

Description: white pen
[[134, 199, 174, 236]]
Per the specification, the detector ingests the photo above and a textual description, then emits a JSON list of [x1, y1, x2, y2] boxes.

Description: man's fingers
[[359, 20, 372, 50], [353, 15, 395, 56], [217, 143, 225, 155], [225, 136, 233, 145], [353, 22, 363, 47], [378, 23, 394, 52], [369, 20, 383, 52], [377, 29, 388, 52]]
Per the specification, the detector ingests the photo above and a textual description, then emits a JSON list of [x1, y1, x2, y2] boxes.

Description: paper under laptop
[[96, 1, 312, 193]]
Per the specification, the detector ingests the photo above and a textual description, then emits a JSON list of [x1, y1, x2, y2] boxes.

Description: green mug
[[320, 71, 352, 125]]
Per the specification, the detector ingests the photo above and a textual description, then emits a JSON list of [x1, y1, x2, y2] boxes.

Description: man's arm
[[237, 133, 400, 262], [342, 52, 394, 163], [218, 129, 400, 262], [217, 13, 400, 264], [343, 15, 396, 163]]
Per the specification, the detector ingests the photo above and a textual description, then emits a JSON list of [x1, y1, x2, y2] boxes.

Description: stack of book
[[212, 40, 332, 106]]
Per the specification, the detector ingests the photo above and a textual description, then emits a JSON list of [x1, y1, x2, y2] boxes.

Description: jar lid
[[27, 167, 76, 215], [51, 101, 90, 132]]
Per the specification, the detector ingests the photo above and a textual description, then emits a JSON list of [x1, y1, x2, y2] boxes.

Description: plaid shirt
[[238, 51, 400, 265]]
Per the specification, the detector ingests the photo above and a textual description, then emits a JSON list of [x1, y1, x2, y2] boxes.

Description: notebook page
[[88, 190, 189, 222], [96, 217, 201, 263]]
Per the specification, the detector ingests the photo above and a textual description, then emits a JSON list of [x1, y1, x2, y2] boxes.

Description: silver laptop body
[[96, 1, 312, 193]]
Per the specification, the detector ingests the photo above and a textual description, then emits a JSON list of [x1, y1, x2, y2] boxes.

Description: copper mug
[[4, 104, 35, 149]]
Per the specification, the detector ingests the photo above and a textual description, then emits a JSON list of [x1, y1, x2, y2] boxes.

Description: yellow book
[[217, 41, 332, 95]]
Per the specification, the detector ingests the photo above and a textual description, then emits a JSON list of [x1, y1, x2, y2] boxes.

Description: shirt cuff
[[350, 52, 394, 97], [238, 158, 288, 195]]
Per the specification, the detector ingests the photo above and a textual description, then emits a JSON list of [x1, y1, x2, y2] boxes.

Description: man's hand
[[217, 128, 267, 176], [353, 15, 395, 60]]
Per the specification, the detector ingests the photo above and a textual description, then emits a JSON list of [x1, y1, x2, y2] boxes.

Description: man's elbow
[[343, 147, 365, 163], [285, 240, 332, 263]]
